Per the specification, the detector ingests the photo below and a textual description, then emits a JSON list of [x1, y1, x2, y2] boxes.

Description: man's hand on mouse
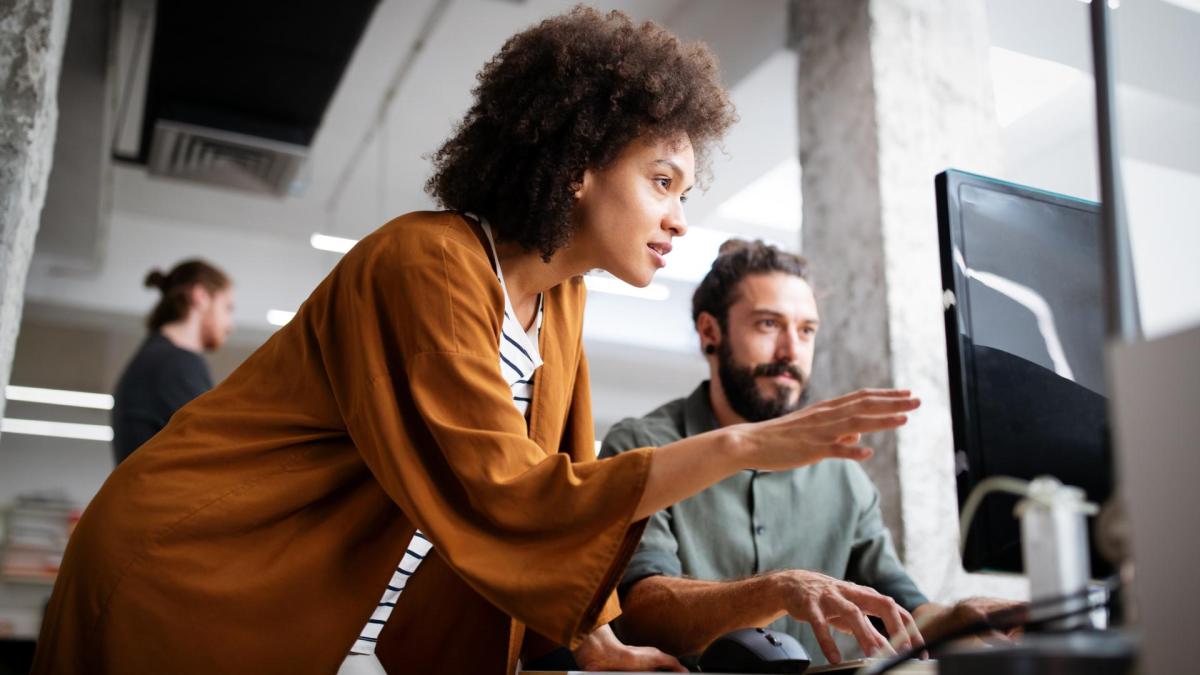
[[770, 569, 925, 664], [573, 623, 688, 672]]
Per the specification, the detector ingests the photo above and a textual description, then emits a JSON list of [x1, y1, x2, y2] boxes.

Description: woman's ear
[[573, 168, 596, 200]]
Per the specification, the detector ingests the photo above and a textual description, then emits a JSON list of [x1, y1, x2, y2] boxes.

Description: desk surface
[[521, 661, 937, 675]]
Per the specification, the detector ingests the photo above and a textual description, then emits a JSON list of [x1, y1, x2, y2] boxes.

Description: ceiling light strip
[[266, 310, 297, 327], [1, 418, 114, 442], [5, 386, 114, 410], [310, 233, 358, 254]]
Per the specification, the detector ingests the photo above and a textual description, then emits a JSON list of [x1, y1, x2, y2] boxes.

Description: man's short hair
[[691, 239, 810, 330]]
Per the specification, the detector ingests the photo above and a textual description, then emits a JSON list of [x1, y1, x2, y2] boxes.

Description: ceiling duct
[[147, 120, 307, 197], [130, 1, 379, 197]]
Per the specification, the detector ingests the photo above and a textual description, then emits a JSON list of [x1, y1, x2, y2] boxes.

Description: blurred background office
[[0, 0, 1195, 655]]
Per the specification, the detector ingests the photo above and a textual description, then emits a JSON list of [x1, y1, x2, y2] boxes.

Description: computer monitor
[[936, 169, 1114, 576]]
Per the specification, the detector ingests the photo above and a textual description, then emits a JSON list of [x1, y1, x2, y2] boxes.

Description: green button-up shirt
[[600, 382, 927, 663]]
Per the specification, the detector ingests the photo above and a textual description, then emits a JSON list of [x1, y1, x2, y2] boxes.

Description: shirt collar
[[476, 214, 544, 366], [683, 380, 720, 438]]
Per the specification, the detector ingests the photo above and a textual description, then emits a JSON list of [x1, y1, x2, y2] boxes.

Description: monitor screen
[[936, 170, 1113, 575]]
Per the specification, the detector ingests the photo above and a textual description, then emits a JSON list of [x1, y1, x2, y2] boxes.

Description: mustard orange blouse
[[32, 212, 654, 675]]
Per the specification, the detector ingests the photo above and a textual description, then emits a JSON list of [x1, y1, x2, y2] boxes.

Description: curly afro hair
[[426, 5, 737, 260]]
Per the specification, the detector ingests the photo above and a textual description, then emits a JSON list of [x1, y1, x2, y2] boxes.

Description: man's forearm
[[619, 574, 786, 657]]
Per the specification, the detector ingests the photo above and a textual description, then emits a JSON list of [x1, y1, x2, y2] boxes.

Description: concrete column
[[793, 0, 1025, 600], [0, 0, 71, 430]]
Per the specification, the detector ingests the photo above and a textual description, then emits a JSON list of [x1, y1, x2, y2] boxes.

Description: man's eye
[[758, 319, 777, 328], [656, 176, 671, 189]]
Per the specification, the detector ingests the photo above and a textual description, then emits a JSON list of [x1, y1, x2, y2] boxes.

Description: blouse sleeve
[[315, 219, 653, 647]]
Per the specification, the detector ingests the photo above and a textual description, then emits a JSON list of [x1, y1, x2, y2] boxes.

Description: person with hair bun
[[110, 259, 234, 465], [34, 8, 919, 675]]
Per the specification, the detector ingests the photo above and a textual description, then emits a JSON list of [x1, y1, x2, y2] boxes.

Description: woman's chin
[[626, 273, 655, 288], [600, 268, 654, 288]]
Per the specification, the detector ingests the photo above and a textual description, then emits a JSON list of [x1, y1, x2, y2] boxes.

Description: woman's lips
[[647, 244, 667, 268]]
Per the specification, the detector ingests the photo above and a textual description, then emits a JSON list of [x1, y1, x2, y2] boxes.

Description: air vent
[[147, 120, 308, 197]]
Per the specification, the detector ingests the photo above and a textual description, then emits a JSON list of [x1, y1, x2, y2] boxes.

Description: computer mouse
[[698, 627, 811, 674]]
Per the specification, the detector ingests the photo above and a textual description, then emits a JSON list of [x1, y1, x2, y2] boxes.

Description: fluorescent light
[[583, 275, 670, 301], [714, 156, 803, 232], [5, 385, 113, 410], [1, 418, 114, 442], [266, 309, 296, 326], [1162, 0, 1200, 13], [989, 46, 1087, 127], [310, 233, 357, 254]]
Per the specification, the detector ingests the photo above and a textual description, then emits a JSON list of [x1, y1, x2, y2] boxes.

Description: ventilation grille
[[147, 120, 308, 197]]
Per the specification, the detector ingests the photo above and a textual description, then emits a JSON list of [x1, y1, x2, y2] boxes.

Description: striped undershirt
[[351, 215, 544, 655]]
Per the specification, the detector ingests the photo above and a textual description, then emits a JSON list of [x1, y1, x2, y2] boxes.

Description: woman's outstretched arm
[[634, 388, 921, 521]]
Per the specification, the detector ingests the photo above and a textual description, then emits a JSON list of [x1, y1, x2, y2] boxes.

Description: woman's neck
[[493, 239, 590, 327]]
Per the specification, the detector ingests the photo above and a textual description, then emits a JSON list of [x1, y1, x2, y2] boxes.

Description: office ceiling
[[135, 0, 381, 156], [19, 0, 1200, 427]]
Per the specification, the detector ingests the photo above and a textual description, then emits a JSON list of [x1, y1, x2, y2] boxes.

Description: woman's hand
[[573, 624, 687, 672], [732, 389, 921, 471], [634, 389, 921, 522]]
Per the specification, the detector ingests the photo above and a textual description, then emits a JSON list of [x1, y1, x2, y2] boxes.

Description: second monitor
[[936, 169, 1114, 578]]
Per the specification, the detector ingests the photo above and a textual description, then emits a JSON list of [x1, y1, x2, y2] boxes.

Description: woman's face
[[571, 134, 694, 287]]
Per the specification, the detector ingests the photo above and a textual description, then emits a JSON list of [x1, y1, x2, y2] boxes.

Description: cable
[[324, 0, 453, 215], [957, 476, 1031, 557], [862, 577, 1120, 675], [958, 476, 1098, 558]]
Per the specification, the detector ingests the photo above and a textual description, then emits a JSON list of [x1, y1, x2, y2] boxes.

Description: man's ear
[[189, 285, 211, 313], [696, 311, 723, 355]]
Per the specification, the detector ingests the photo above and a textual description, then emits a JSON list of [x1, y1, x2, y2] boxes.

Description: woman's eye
[[656, 176, 671, 189], [680, 193, 689, 204]]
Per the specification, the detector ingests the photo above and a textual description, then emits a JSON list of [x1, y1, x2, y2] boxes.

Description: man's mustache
[[752, 361, 806, 383]]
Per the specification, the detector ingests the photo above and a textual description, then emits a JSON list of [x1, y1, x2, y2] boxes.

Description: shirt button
[[755, 525, 766, 535]]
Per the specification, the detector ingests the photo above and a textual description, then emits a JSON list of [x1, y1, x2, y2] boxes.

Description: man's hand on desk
[[912, 597, 1026, 654], [574, 623, 687, 672], [771, 570, 924, 664]]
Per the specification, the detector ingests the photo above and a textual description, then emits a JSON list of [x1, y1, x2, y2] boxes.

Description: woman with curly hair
[[32, 7, 919, 675]]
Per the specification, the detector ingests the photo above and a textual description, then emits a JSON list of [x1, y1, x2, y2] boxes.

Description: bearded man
[[601, 240, 1018, 668]]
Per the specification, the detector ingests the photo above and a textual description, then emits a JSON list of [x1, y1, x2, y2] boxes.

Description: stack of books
[[0, 493, 81, 584]]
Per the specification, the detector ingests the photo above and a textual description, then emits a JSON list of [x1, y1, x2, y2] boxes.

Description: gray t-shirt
[[111, 333, 213, 465], [600, 381, 927, 664]]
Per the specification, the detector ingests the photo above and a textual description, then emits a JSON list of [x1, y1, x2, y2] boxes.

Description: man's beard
[[200, 318, 223, 352], [716, 341, 809, 423]]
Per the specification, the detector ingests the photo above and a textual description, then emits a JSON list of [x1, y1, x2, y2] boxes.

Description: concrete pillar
[[793, 0, 1025, 600], [0, 0, 72, 430]]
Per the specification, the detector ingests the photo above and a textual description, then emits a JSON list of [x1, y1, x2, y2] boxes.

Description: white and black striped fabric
[[350, 215, 543, 655]]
